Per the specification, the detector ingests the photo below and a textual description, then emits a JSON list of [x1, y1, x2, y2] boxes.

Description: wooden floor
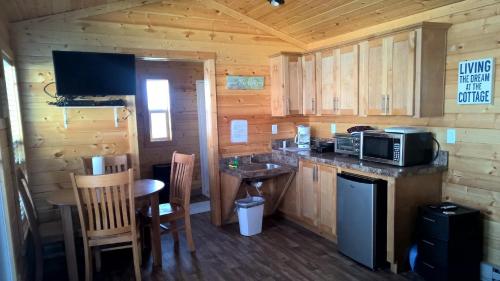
[[44, 212, 423, 281]]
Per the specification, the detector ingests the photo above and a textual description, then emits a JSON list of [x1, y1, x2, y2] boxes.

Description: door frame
[[124, 49, 222, 226]]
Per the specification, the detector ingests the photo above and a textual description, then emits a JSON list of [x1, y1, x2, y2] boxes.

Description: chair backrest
[[169, 151, 195, 211], [17, 173, 40, 240], [70, 169, 136, 239], [82, 154, 129, 175]]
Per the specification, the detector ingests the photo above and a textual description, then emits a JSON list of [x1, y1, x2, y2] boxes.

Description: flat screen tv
[[52, 51, 136, 96]]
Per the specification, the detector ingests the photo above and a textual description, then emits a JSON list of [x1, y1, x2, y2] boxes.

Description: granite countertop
[[219, 154, 296, 180], [271, 149, 448, 178]]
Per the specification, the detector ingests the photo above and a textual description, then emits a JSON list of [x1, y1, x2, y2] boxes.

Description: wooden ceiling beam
[[202, 0, 307, 50]]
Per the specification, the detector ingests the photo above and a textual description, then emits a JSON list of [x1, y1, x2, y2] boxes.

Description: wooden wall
[[305, 1, 500, 266], [135, 60, 203, 189], [10, 9, 301, 223]]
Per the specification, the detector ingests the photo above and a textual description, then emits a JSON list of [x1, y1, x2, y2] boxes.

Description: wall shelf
[[60, 106, 125, 128]]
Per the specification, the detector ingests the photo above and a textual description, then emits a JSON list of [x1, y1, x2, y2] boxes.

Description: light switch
[[330, 123, 336, 134], [272, 124, 278, 135], [446, 128, 456, 144]]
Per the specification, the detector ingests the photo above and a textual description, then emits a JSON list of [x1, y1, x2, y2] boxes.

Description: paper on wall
[[231, 120, 248, 143]]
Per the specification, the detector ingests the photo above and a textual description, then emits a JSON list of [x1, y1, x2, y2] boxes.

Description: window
[[2, 58, 27, 228], [146, 79, 172, 142], [3, 58, 25, 164]]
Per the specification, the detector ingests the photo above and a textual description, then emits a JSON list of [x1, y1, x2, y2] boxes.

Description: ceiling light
[[268, 0, 284, 7]]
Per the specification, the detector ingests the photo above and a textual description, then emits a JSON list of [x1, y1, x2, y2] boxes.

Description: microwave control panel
[[393, 139, 401, 162]]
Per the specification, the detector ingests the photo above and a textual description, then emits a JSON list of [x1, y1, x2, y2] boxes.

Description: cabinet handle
[[422, 216, 436, 223], [385, 95, 390, 114], [422, 239, 435, 247], [332, 96, 336, 112], [422, 262, 435, 269], [313, 166, 316, 182], [312, 98, 316, 113], [313, 166, 318, 182], [381, 96, 386, 112]]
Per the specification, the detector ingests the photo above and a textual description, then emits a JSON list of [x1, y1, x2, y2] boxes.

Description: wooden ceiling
[[84, 1, 270, 36], [2, 0, 464, 47], [211, 0, 463, 43], [0, 0, 118, 22]]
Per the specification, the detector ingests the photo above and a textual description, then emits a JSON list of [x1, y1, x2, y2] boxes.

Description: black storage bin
[[153, 163, 171, 203], [415, 202, 482, 281]]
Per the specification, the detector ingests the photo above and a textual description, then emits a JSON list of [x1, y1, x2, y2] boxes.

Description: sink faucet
[[250, 154, 255, 164]]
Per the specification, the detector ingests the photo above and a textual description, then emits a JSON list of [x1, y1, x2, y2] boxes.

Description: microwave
[[360, 131, 433, 166]]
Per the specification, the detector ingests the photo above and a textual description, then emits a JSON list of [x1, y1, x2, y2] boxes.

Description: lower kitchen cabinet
[[295, 160, 337, 238], [317, 164, 337, 236], [299, 160, 317, 226]]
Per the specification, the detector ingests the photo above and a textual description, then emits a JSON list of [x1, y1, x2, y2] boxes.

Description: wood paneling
[[306, 2, 500, 266], [0, 0, 119, 22], [135, 60, 203, 189], [10, 1, 301, 224], [212, 0, 462, 44]]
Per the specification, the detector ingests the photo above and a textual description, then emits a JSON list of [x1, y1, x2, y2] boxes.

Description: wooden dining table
[[47, 179, 164, 281]]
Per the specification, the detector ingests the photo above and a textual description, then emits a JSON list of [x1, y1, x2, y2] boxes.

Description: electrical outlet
[[272, 124, 278, 135], [446, 128, 456, 144], [330, 123, 336, 134]]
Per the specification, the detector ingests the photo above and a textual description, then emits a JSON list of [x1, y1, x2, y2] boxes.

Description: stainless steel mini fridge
[[337, 173, 387, 269]]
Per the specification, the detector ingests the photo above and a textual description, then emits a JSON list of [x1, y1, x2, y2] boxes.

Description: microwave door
[[362, 136, 395, 163]]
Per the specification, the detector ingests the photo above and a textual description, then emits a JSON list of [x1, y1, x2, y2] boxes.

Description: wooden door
[[288, 55, 303, 115], [270, 55, 286, 116], [337, 45, 359, 115], [299, 160, 318, 226], [360, 38, 387, 116], [302, 54, 316, 115], [317, 164, 337, 236], [318, 49, 336, 115], [388, 31, 416, 116]]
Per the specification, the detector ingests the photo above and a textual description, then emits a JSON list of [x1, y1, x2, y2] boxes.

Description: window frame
[[142, 77, 173, 146], [1, 52, 29, 253]]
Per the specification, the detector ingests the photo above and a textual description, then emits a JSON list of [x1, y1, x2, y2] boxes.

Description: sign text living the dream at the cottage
[[457, 58, 495, 104]]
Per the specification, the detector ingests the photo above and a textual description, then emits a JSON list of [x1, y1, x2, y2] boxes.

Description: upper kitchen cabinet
[[359, 23, 451, 117], [270, 52, 303, 116], [317, 45, 359, 116], [302, 53, 317, 115]]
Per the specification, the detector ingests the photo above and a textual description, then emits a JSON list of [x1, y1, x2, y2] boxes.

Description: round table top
[[47, 179, 165, 206]]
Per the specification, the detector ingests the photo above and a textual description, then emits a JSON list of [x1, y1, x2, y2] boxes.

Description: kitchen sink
[[238, 163, 282, 171]]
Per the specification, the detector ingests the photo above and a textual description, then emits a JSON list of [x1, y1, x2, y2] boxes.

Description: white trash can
[[235, 196, 265, 236]]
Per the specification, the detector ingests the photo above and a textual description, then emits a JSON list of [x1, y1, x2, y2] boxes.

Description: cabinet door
[[270, 55, 287, 116], [317, 164, 337, 236], [337, 45, 359, 115], [360, 38, 387, 116], [389, 31, 415, 116], [288, 55, 303, 115], [299, 160, 318, 226], [302, 54, 316, 115], [318, 49, 336, 115]]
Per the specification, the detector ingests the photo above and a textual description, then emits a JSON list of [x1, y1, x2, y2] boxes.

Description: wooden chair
[[82, 154, 140, 270], [70, 169, 142, 281], [147, 151, 196, 252], [17, 168, 64, 281], [82, 154, 129, 175]]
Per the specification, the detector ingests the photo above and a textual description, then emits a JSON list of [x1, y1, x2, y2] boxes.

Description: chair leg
[[83, 244, 93, 281], [184, 215, 195, 252], [34, 238, 43, 281], [93, 247, 102, 272], [171, 220, 179, 243], [131, 240, 142, 281]]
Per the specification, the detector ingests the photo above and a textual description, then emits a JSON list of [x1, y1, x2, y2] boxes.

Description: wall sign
[[226, 76, 264, 90], [457, 58, 495, 104]]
